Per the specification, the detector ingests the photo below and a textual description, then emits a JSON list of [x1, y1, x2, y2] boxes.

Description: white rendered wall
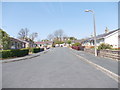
[[105, 31, 119, 48]]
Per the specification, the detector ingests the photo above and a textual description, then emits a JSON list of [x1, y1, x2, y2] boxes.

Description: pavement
[[2, 47, 118, 88], [70, 48, 118, 75]]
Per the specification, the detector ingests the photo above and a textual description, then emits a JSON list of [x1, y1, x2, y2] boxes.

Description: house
[[0, 28, 36, 50], [10, 37, 26, 49], [10, 37, 36, 49], [82, 28, 120, 48], [23, 38, 36, 48], [36, 41, 53, 48], [71, 40, 83, 44]]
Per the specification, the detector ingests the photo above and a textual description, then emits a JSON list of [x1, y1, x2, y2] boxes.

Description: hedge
[[32, 48, 40, 53], [40, 48, 44, 52], [32, 48, 44, 53], [0, 48, 29, 59]]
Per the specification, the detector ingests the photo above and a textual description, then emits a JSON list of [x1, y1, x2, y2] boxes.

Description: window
[[118, 35, 120, 38]]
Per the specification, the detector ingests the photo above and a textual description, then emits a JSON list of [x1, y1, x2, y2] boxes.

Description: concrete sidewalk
[[0, 49, 51, 63], [70, 48, 118, 75]]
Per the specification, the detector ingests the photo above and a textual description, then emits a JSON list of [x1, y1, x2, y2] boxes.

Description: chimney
[[105, 27, 109, 33]]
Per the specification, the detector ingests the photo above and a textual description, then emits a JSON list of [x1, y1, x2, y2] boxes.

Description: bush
[[27, 47, 33, 53], [1, 48, 29, 59], [18, 48, 29, 56], [32, 48, 40, 53], [54, 41, 64, 44], [111, 48, 120, 50], [71, 43, 85, 51], [67, 40, 71, 44], [98, 43, 112, 50], [72, 43, 81, 46], [31, 48, 44, 53], [40, 48, 44, 52], [0, 50, 11, 58], [90, 46, 95, 48]]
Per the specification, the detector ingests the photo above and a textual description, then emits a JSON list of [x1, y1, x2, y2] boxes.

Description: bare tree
[[54, 30, 59, 40], [59, 29, 64, 41], [29, 32, 38, 41], [54, 29, 64, 41], [18, 28, 29, 40], [47, 34, 54, 41]]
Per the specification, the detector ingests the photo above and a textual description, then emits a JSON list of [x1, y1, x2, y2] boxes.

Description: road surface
[[2, 47, 118, 88]]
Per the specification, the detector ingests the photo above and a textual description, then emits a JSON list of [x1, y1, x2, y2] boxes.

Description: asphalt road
[[2, 47, 118, 88]]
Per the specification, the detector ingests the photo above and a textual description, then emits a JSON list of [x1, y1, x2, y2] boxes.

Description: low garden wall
[[98, 50, 120, 60], [84, 48, 120, 60]]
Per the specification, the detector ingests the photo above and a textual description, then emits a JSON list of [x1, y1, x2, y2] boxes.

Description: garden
[[0, 47, 44, 59]]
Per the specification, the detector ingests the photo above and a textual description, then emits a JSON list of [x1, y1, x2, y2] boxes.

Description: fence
[[84, 48, 120, 60]]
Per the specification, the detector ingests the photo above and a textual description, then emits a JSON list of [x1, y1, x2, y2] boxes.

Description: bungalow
[[10, 37, 36, 49], [10, 37, 26, 49], [36, 41, 53, 48], [23, 39, 36, 48], [82, 28, 120, 48]]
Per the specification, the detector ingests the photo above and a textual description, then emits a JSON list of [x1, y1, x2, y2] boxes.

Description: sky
[[2, 2, 118, 41]]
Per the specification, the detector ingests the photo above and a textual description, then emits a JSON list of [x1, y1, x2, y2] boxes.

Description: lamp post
[[85, 10, 97, 56]]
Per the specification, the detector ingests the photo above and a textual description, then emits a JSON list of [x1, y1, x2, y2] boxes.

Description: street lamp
[[85, 10, 97, 56]]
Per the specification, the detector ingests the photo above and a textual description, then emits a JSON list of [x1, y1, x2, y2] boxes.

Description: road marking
[[70, 50, 120, 83]]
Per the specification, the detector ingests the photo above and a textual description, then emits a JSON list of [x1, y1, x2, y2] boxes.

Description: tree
[[58, 29, 64, 41], [67, 40, 71, 44], [54, 41, 64, 44], [0, 29, 10, 50], [54, 30, 59, 40], [47, 34, 54, 41], [54, 29, 64, 41], [18, 28, 29, 40], [29, 32, 38, 41], [67, 40, 72, 46], [69, 37, 77, 40], [41, 39, 49, 42]]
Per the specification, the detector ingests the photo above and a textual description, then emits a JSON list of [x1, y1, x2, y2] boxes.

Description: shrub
[[0, 50, 11, 58], [90, 46, 95, 48], [111, 48, 120, 50], [54, 41, 64, 44], [27, 47, 33, 53], [18, 48, 29, 56], [32, 48, 40, 53], [71, 43, 85, 51], [72, 43, 81, 46], [67, 40, 71, 44], [40, 48, 44, 52], [31, 48, 44, 53], [98, 43, 112, 50], [1, 48, 29, 59]]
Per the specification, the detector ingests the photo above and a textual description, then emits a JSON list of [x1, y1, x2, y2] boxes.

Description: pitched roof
[[96, 29, 119, 39], [72, 40, 83, 43], [10, 37, 27, 43], [83, 28, 120, 42], [36, 41, 53, 44]]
